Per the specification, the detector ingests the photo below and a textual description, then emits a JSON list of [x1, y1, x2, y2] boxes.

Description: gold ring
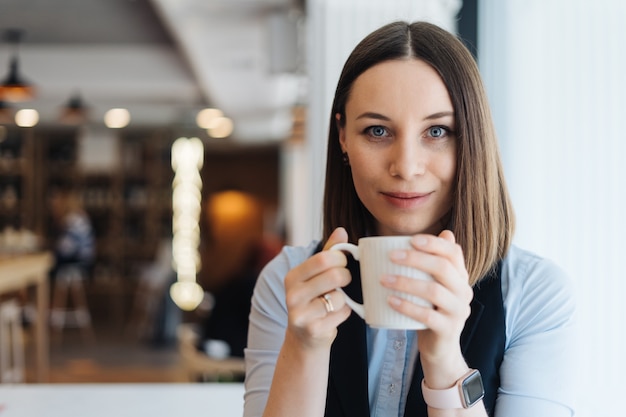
[[319, 293, 334, 314]]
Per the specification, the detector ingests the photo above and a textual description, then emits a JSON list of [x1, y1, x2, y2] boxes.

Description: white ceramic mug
[[331, 236, 433, 329]]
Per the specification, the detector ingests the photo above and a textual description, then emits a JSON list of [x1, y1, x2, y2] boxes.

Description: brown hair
[[322, 21, 515, 285]]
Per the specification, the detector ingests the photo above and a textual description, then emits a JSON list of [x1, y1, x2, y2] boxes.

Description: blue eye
[[428, 126, 448, 138], [367, 126, 388, 137]]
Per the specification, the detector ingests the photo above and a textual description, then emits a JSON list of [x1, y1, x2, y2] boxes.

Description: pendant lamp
[[0, 29, 35, 102], [59, 93, 89, 125]]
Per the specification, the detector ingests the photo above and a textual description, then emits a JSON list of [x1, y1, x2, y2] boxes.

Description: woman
[[244, 21, 575, 417]]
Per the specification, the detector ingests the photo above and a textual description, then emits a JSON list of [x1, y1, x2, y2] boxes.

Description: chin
[[379, 223, 431, 237]]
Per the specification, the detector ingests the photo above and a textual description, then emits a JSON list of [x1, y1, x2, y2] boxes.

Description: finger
[[286, 266, 351, 309], [389, 248, 464, 290], [323, 227, 349, 251], [381, 274, 456, 311], [290, 292, 351, 331], [292, 304, 352, 341], [438, 229, 455, 243], [387, 295, 450, 331], [285, 248, 347, 288], [316, 290, 347, 315], [408, 233, 466, 276], [287, 227, 348, 288], [313, 292, 351, 326]]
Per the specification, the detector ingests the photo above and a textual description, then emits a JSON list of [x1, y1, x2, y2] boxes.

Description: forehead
[[346, 59, 453, 116]]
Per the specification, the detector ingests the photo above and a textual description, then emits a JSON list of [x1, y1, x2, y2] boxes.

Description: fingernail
[[381, 274, 396, 284], [388, 295, 402, 306], [412, 236, 428, 246], [389, 250, 406, 260]]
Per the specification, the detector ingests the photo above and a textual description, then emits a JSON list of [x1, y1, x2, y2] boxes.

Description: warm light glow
[[14, 108, 38, 127], [169, 281, 204, 311], [170, 137, 204, 311], [207, 116, 234, 138], [196, 108, 223, 129], [104, 108, 130, 128], [0, 85, 35, 102]]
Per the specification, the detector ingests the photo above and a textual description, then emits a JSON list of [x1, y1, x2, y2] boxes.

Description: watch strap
[[421, 369, 481, 409]]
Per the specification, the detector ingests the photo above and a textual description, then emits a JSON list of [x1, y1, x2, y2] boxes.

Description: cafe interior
[[0, 0, 474, 397], [0, 0, 624, 416]]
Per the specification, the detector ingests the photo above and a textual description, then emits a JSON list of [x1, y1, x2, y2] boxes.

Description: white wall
[[479, 1, 626, 415]]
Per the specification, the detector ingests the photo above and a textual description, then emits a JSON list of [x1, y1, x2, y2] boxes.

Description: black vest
[[324, 255, 505, 417]]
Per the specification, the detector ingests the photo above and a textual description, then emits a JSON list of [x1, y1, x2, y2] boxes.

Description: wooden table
[[0, 383, 245, 416], [0, 251, 53, 382]]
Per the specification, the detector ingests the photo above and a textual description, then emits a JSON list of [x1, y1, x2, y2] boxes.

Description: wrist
[[283, 329, 333, 357], [420, 350, 468, 389], [422, 369, 485, 410]]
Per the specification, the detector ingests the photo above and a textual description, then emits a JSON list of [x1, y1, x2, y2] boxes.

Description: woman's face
[[338, 59, 457, 236]]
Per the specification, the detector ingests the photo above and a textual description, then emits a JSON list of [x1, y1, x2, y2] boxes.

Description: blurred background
[[0, 0, 623, 415]]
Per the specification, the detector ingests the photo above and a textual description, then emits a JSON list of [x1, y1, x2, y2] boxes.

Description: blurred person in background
[[48, 184, 95, 280]]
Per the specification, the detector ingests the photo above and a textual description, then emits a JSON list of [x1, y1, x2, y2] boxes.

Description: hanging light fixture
[[0, 29, 35, 102], [59, 92, 89, 125]]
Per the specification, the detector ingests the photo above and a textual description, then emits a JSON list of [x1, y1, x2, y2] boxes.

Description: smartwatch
[[421, 369, 484, 409]]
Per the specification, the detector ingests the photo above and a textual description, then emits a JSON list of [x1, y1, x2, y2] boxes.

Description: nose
[[389, 137, 425, 179]]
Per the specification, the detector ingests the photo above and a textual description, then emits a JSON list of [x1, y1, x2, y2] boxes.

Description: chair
[[50, 263, 95, 343], [177, 323, 245, 382], [126, 239, 174, 341], [0, 299, 25, 383]]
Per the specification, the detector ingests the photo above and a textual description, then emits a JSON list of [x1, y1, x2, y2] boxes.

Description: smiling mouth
[[383, 191, 431, 199], [381, 191, 432, 208]]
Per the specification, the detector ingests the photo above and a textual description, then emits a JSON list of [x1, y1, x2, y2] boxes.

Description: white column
[[479, 1, 626, 414], [286, 0, 462, 246]]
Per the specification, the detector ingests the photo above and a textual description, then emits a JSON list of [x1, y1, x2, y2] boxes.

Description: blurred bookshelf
[[1, 125, 175, 320], [1, 124, 281, 325]]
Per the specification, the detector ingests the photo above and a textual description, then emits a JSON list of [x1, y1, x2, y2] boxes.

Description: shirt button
[[389, 383, 396, 394], [393, 340, 404, 350]]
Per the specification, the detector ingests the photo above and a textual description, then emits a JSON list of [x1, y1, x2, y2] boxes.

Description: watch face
[[461, 370, 485, 407]]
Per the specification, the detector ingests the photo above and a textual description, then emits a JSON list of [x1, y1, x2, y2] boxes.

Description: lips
[[381, 191, 432, 209]]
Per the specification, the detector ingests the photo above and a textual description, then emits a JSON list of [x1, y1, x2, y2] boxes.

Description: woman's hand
[[381, 230, 474, 383], [283, 227, 353, 351]]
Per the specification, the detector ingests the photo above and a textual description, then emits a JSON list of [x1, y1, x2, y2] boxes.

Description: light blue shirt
[[367, 328, 418, 416], [243, 242, 576, 417]]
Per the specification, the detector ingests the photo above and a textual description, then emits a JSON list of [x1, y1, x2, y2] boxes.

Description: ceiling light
[[15, 108, 39, 127], [104, 108, 130, 128], [0, 29, 35, 102], [196, 108, 223, 129], [207, 116, 233, 139], [59, 93, 89, 125]]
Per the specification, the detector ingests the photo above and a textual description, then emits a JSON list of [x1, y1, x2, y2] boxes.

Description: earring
[[342, 152, 350, 166]]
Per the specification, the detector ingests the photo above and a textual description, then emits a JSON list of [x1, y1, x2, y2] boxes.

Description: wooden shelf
[[2, 126, 174, 284]]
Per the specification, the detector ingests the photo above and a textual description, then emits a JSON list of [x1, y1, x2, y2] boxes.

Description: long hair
[[322, 21, 515, 285]]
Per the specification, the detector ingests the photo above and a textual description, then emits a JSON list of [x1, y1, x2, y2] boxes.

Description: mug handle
[[330, 243, 365, 320]]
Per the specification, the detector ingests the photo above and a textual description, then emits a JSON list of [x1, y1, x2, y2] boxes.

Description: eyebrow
[[355, 112, 390, 121], [355, 111, 454, 121], [424, 111, 454, 121]]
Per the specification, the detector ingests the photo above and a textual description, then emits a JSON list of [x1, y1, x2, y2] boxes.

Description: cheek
[[433, 145, 457, 183], [439, 158, 457, 184], [349, 153, 379, 194]]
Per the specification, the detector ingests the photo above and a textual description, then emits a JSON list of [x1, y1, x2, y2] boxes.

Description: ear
[[336, 113, 347, 153]]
